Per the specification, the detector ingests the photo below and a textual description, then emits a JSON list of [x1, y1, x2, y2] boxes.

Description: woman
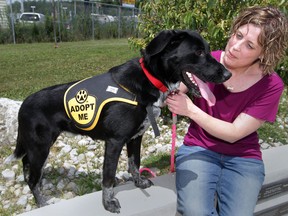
[[166, 6, 288, 216]]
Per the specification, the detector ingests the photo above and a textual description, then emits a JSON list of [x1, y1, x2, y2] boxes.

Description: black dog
[[5, 30, 231, 213]]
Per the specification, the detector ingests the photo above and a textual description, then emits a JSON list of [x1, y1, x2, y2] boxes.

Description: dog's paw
[[102, 186, 121, 213], [33, 187, 50, 208], [103, 198, 121, 213], [36, 196, 50, 208], [134, 176, 154, 189]]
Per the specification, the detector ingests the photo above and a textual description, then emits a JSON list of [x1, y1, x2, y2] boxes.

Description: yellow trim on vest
[[82, 97, 138, 131]]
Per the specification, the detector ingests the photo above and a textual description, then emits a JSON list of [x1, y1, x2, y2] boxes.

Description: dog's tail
[[4, 154, 18, 164], [4, 149, 26, 164], [4, 136, 26, 164]]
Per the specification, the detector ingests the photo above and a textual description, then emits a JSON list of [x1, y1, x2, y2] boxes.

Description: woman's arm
[[165, 92, 265, 143]]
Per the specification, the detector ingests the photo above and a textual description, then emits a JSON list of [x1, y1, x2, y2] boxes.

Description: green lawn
[[0, 39, 139, 100]]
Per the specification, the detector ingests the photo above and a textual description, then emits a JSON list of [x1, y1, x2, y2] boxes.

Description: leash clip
[[146, 105, 160, 137]]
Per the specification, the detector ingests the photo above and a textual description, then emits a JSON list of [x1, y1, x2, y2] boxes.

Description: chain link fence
[[0, 1, 140, 44]]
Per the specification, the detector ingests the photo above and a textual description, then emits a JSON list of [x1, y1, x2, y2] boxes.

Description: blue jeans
[[176, 145, 265, 216]]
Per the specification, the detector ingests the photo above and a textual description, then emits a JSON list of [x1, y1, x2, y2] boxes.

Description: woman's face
[[223, 24, 263, 70]]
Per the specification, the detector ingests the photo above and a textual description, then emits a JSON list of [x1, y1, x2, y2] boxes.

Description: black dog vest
[[64, 73, 138, 131]]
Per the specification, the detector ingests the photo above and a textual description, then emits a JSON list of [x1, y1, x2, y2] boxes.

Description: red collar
[[139, 58, 168, 93]]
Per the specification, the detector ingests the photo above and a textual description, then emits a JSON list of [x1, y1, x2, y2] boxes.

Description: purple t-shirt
[[183, 50, 284, 160]]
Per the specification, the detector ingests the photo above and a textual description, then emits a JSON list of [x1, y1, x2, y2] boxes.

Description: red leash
[[139, 167, 157, 178], [170, 113, 177, 172], [140, 112, 177, 177]]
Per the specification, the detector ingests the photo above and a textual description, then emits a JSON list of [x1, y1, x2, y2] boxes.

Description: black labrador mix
[[6, 30, 231, 213]]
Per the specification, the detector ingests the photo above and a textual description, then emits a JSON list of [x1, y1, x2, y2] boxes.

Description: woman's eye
[[247, 44, 254, 49], [236, 33, 242, 39]]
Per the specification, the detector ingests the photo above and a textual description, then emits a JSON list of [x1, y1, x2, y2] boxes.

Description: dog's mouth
[[182, 71, 216, 106]]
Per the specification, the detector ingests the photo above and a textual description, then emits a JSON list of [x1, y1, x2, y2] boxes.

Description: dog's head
[[142, 30, 231, 106]]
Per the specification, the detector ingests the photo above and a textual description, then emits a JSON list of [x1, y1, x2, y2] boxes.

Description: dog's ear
[[144, 30, 178, 57], [143, 30, 192, 58]]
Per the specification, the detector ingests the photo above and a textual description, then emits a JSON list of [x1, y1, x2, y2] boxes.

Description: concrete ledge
[[261, 145, 288, 186], [255, 145, 288, 215], [18, 145, 288, 216], [255, 193, 288, 216], [18, 174, 178, 216]]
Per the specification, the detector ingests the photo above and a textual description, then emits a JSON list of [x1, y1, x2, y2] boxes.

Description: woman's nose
[[232, 41, 241, 51]]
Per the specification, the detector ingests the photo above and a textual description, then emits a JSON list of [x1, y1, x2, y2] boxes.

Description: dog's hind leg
[[22, 145, 51, 207], [127, 136, 153, 189], [17, 110, 64, 208], [19, 124, 54, 207], [22, 153, 49, 207]]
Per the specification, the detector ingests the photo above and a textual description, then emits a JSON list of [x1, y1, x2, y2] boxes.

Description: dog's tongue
[[192, 75, 216, 106]]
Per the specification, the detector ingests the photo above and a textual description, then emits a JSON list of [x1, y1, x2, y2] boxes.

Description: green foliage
[[0, 27, 10, 44], [74, 172, 102, 196], [278, 55, 288, 86], [142, 153, 171, 175], [131, 0, 287, 49]]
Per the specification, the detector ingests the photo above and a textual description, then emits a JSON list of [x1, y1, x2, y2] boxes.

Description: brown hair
[[230, 6, 288, 75]]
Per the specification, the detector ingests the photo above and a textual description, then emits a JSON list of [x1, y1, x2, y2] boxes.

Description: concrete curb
[[18, 174, 177, 216], [18, 145, 288, 216]]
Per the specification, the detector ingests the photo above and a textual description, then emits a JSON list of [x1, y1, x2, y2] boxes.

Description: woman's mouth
[[227, 51, 237, 59]]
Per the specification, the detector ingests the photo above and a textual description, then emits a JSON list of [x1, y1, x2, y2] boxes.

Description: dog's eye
[[195, 50, 205, 57]]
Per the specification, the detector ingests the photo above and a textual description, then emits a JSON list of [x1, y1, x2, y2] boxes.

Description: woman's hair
[[230, 6, 288, 75]]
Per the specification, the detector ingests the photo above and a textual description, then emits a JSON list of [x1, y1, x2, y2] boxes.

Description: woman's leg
[[217, 157, 265, 216], [176, 145, 222, 216]]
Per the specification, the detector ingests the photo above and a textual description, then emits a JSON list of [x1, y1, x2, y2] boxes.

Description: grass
[[74, 172, 102, 196], [0, 39, 139, 100], [142, 153, 172, 175]]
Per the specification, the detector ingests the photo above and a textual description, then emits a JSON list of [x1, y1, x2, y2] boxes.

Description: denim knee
[[177, 200, 218, 216], [176, 145, 220, 216]]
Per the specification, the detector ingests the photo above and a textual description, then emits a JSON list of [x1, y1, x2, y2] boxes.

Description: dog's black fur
[[7, 30, 231, 213]]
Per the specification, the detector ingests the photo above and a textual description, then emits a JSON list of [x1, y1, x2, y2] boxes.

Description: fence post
[[57, 0, 61, 42], [91, 2, 94, 40], [117, 5, 121, 38], [52, 0, 58, 47], [9, 0, 16, 44], [74, 0, 76, 16]]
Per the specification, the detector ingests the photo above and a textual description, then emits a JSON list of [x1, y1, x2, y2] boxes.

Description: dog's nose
[[223, 70, 232, 80]]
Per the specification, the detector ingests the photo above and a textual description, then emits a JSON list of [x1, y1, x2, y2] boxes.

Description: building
[[0, 0, 8, 28]]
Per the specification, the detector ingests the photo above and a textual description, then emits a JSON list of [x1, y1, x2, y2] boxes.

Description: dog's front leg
[[102, 139, 124, 213], [127, 136, 153, 189]]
